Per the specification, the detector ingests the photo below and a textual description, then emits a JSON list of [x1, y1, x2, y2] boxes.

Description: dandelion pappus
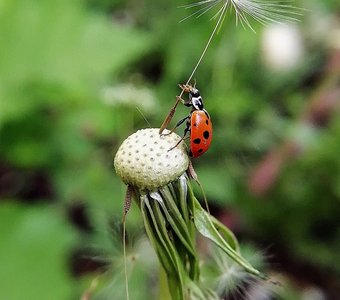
[[168, 84, 212, 158]]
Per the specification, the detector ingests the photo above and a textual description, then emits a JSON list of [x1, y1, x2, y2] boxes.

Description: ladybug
[[169, 84, 212, 157]]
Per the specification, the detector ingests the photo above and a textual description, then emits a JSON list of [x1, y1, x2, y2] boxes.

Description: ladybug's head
[[188, 86, 204, 110], [188, 86, 200, 98]]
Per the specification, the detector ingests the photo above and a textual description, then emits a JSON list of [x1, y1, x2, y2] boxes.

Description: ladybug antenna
[[193, 78, 197, 88]]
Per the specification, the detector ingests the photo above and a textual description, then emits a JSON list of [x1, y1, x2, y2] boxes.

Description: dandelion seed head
[[114, 128, 189, 191]]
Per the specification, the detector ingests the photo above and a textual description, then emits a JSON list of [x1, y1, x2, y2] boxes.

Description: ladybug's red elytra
[[168, 84, 212, 157]]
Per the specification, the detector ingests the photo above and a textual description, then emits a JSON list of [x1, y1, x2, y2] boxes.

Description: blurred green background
[[1, 0, 340, 299]]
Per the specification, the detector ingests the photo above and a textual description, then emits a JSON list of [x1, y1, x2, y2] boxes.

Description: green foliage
[[0, 203, 77, 300]]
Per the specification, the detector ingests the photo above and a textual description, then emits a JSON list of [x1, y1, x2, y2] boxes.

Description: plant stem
[[159, 3, 227, 133]]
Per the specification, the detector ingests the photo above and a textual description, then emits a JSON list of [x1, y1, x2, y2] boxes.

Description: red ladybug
[[169, 84, 212, 157]]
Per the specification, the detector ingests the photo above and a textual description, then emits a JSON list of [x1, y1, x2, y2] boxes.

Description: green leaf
[[0, 0, 152, 126], [210, 215, 239, 252], [151, 189, 196, 257], [188, 188, 264, 278], [151, 187, 200, 280], [0, 203, 78, 300]]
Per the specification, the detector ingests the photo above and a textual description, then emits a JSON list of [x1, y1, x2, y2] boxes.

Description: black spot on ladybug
[[198, 149, 203, 154], [203, 131, 209, 139], [205, 119, 209, 125], [193, 138, 201, 144], [193, 123, 198, 127]]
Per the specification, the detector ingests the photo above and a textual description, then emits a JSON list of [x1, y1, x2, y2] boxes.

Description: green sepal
[[187, 184, 265, 279]]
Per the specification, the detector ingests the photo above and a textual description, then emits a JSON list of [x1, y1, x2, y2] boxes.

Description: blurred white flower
[[102, 83, 156, 110], [261, 23, 305, 71]]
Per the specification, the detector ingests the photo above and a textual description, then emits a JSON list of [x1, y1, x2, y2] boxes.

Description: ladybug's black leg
[[168, 135, 190, 152], [162, 115, 190, 136], [176, 95, 191, 107], [182, 119, 191, 138], [168, 120, 191, 152]]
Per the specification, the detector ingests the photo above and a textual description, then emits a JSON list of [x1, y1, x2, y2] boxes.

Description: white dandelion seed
[[176, 0, 303, 86], [159, 0, 303, 135], [180, 0, 302, 33]]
